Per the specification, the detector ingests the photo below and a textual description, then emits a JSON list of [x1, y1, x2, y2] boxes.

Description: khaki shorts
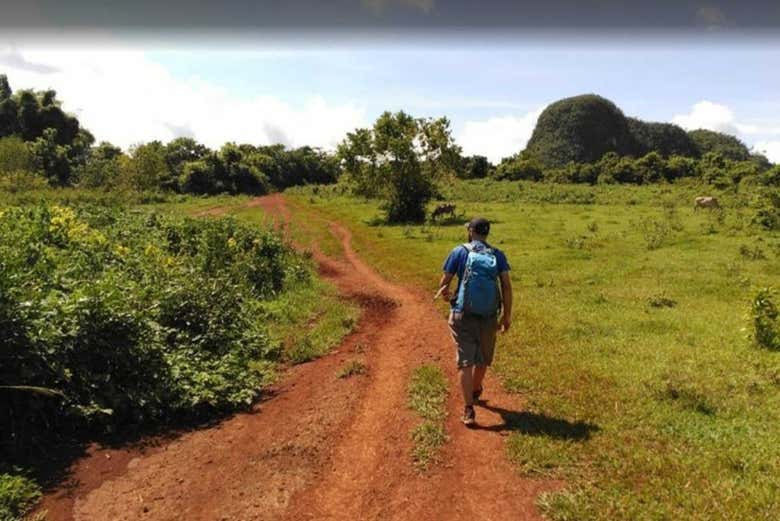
[[448, 311, 498, 368]]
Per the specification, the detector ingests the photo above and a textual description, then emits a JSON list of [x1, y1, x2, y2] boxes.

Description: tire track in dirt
[[38, 194, 558, 521]]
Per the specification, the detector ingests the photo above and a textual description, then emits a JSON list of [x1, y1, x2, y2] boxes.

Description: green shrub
[[637, 216, 673, 250], [751, 288, 780, 351], [751, 191, 779, 231], [0, 473, 40, 521], [0, 204, 305, 464], [688, 129, 750, 161]]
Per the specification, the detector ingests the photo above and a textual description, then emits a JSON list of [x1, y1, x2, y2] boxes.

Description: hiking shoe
[[473, 386, 483, 402], [462, 405, 476, 426]]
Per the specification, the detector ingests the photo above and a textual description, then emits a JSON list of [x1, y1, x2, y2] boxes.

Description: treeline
[[0, 74, 338, 194], [461, 149, 779, 188], [1, 74, 777, 224]]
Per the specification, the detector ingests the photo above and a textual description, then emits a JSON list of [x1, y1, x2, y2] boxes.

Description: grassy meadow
[[280, 180, 780, 520]]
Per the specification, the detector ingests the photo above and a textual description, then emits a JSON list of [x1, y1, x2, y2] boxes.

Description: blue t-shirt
[[442, 240, 510, 307]]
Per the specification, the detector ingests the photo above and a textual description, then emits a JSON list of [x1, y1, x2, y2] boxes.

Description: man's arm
[[435, 272, 455, 301], [499, 271, 512, 332]]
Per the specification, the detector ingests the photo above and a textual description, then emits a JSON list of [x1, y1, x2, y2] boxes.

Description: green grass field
[[282, 181, 780, 520]]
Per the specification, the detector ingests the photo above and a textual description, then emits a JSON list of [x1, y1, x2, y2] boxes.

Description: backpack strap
[[463, 242, 493, 254]]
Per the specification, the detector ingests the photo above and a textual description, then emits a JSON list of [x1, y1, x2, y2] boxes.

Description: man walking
[[435, 217, 512, 426]]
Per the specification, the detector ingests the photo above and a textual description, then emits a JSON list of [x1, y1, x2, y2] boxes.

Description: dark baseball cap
[[465, 217, 490, 235]]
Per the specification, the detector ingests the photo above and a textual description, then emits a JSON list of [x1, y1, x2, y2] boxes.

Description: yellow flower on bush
[[227, 237, 237, 249], [49, 205, 90, 241]]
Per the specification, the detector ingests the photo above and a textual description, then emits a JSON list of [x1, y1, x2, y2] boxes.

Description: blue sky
[[151, 42, 780, 122], [2, 36, 779, 162]]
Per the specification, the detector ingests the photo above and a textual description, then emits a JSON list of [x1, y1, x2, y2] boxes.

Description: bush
[[0, 473, 40, 521], [637, 216, 673, 250], [751, 191, 780, 231], [0, 204, 305, 465], [750, 288, 780, 351]]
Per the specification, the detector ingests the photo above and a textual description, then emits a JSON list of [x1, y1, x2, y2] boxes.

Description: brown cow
[[694, 196, 720, 210], [431, 203, 456, 221]]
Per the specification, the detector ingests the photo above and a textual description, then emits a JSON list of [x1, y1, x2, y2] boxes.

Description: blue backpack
[[454, 243, 501, 317]]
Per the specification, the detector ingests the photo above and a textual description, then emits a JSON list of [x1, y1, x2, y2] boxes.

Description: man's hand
[[435, 272, 455, 302], [500, 315, 511, 333]]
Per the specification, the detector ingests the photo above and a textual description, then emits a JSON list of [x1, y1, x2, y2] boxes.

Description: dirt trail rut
[[40, 194, 556, 521]]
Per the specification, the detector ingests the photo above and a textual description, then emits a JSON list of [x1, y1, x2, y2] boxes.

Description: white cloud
[[456, 108, 543, 163], [754, 141, 780, 163], [672, 100, 740, 135], [1, 48, 366, 152]]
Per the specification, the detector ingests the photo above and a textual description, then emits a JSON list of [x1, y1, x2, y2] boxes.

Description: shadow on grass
[[474, 403, 599, 441]]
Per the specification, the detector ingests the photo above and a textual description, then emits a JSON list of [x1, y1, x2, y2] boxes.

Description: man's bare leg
[[473, 365, 487, 394], [459, 365, 474, 406]]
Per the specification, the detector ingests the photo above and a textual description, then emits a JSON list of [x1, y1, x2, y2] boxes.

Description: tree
[[664, 155, 697, 181], [688, 129, 750, 161], [92, 141, 123, 162], [634, 152, 665, 184], [165, 137, 209, 189], [0, 74, 11, 101], [627, 118, 699, 158], [218, 143, 268, 195], [28, 128, 71, 185], [126, 141, 168, 191], [494, 155, 543, 181], [178, 144, 269, 195], [525, 94, 635, 168], [338, 111, 460, 223], [459, 155, 492, 179], [16, 91, 42, 142], [0, 75, 18, 138]]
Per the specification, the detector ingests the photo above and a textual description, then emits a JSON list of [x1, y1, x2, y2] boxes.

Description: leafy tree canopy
[[688, 129, 750, 161], [627, 118, 699, 158], [338, 111, 461, 222]]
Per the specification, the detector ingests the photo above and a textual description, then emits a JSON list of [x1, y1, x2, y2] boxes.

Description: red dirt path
[[38, 194, 558, 521]]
